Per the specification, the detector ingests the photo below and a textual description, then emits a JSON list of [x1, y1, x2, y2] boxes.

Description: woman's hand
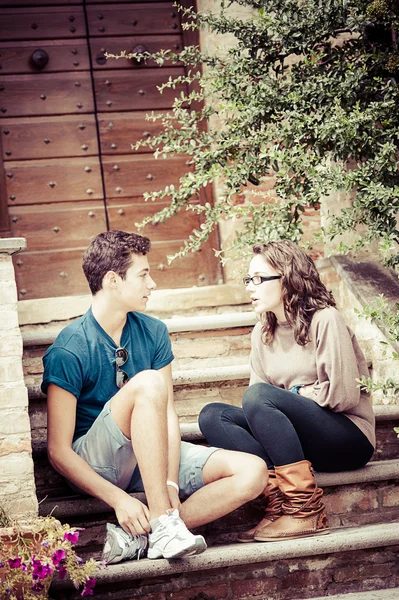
[[298, 384, 317, 399]]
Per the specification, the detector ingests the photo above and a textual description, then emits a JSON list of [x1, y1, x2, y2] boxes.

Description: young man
[[42, 230, 268, 562]]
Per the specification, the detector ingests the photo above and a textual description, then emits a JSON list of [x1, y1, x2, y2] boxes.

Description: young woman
[[199, 241, 375, 542]]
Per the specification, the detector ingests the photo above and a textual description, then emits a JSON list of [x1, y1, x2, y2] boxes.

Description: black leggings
[[199, 383, 374, 472]]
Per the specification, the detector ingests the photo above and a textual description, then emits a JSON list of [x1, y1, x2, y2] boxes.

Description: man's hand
[[168, 487, 181, 513], [114, 491, 151, 536]]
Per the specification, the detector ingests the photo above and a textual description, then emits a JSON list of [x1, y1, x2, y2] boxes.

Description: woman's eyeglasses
[[242, 275, 282, 286], [115, 347, 129, 388]]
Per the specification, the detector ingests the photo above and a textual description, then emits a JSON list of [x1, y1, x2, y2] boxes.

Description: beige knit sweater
[[249, 307, 376, 448]]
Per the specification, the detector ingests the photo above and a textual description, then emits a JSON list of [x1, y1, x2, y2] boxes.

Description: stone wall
[[0, 238, 38, 519], [319, 258, 399, 406]]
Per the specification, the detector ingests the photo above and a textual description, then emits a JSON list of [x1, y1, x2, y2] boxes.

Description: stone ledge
[[0, 237, 26, 255], [18, 284, 251, 326], [27, 365, 250, 401], [331, 254, 399, 356], [38, 459, 399, 520], [297, 588, 399, 600], [22, 311, 257, 347], [52, 522, 399, 589]]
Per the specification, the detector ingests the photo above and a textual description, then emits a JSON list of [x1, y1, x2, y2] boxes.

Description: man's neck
[[91, 294, 127, 346]]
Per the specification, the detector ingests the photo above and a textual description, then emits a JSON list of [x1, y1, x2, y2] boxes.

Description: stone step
[[22, 313, 255, 375], [297, 589, 399, 600], [38, 459, 399, 557], [28, 365, 250, 463], [50, 522, 399, 599]]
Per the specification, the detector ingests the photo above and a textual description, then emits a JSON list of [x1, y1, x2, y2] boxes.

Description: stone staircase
[[21, 278, 399, 599]]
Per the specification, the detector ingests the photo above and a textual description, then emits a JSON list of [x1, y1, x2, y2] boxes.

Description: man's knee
[[204, 449, 268, 500], [124, 369, 167, 405], [236, 454, 268, 499]]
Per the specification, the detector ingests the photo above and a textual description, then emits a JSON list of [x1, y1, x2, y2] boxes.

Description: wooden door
[[0, 0, 221, 299]]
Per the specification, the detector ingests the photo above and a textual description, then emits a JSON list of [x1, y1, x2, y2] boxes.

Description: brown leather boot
[[237, 471, 283, 543], [254, 460, 329, 542]]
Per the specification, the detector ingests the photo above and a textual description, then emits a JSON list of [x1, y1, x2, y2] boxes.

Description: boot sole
[[254, 528, 330, 542], [237, 536, 256, 543]]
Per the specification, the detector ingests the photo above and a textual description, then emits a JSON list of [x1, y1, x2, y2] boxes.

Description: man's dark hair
[[82, 230, 151, 295]]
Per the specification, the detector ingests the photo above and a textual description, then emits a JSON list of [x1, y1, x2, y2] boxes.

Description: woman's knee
[[242, 382, 274, 417], [199, 402, 225, 435]]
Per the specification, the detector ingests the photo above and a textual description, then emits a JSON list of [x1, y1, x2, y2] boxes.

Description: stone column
[[0, 238, 38, 519]]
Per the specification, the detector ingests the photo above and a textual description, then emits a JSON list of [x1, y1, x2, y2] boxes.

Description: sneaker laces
[[120, 531, 148, 561], [158, 509, 190, 536]]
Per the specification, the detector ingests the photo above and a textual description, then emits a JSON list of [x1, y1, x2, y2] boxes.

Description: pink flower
[[64, 531, 80, 544], [56, 565, 67, 579], [32, 581, 44, 592], [31, 559, 53, 580], [7, 558, 22, 569], [81, 577, 96, 597], [51, 548, 66, 566]]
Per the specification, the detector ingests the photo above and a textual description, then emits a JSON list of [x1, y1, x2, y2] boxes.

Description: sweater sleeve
[[249, 324, 270, 385], [311, 308, 361, 412]]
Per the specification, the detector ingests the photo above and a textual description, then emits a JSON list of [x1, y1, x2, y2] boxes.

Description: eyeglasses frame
[[242, 275, 282, 286]]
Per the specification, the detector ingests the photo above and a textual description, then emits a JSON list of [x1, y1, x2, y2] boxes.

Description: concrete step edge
[[22, 312, 257, 348], [52, 522, 399, 590], [38, 459, 399, 519], [27, 364, 399, 409], [27, 365, 252, 400], [295, 588, 399, 600]]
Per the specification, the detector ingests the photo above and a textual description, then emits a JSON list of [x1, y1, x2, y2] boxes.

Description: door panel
[[0, 72, 94, 117], [1, 0, 221, 299], [90, 35, 182, 70], [6, 157, 103, 205], [0, 40, 90, 75], [107, 200, 204, 241], [98, 111, 164, 154], [1, 116, 98, 160], [102, 154, 191, 199], [14, 241, 210, 298], [9, 201, 107, 251], [86, 3, 181, 36], [14, 249, 91, 298], [0, 7, 86, 41], [93, 67, 186, 111]]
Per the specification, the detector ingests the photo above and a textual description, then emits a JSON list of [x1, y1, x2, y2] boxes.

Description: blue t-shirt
[[41, 308, 174, 442]]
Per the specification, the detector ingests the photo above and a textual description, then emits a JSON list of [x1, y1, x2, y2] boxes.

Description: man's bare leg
[[110, 369, 171, 519], [179, 450, 268, 528]]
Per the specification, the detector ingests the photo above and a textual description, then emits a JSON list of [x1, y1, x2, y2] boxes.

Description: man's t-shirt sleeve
[[152, 323, 174, 370], [41, 347, 84, 398]]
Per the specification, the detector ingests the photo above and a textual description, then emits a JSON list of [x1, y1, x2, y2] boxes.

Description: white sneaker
[[147, 509, 207, 559], [101, 523, 148, 564]]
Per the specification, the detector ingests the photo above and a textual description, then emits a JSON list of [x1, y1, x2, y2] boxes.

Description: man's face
[[115, 254, 156, 312]]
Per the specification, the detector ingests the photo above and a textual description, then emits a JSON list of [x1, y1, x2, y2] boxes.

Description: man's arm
[[158, 363, 181, 510], [47, 383, 150, 535]]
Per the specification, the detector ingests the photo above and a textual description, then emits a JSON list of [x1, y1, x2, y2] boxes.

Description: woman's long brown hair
[[253, 241, 336, 346]]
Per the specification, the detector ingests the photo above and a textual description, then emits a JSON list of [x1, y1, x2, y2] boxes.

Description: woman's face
[[246, 254, 285, 321]]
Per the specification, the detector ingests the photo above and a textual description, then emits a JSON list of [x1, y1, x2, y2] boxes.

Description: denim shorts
[[71, 400, 219, 500]]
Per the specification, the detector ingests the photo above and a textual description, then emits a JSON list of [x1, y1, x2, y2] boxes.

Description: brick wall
[[0, 238, 38, 519]]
